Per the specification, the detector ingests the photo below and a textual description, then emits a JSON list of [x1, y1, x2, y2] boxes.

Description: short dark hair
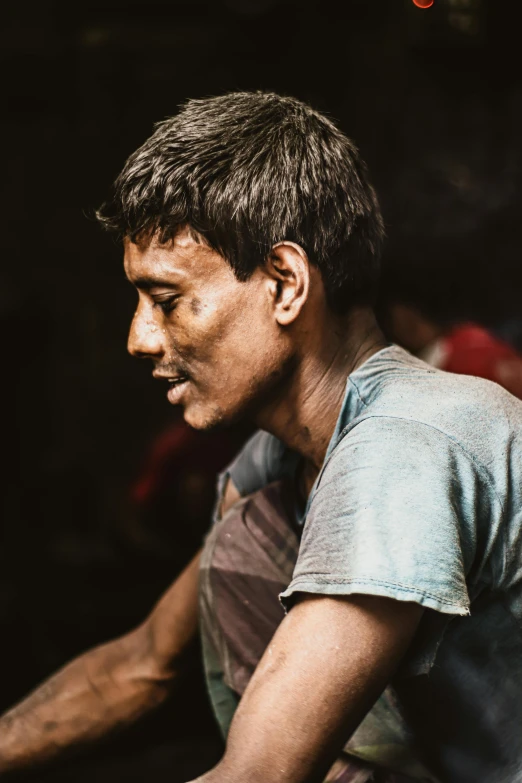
[[97, 91, 384, 312]]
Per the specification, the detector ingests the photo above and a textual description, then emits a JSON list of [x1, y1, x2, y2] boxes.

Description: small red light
[[412, 0, 434, 7]]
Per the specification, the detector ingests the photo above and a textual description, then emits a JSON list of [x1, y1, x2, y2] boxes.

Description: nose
[[127, 303, 164, 360]]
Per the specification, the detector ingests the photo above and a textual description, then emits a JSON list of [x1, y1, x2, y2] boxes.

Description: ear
[[265, 241, 311, 326]]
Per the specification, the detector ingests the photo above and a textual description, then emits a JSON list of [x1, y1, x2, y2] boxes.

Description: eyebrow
[[129, 275, 180, 291]]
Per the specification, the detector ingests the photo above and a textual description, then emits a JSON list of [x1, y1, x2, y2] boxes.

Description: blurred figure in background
[[383, 295, 522, 396], [379, 152, 522, 397]]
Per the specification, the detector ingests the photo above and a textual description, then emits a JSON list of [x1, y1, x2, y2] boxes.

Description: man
[[1, 92, 522, 783]]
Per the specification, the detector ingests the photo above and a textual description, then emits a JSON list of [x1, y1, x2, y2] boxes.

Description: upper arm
[[136, 550, 202, 681], [207, 593, 422, 783], [282, 417, 474, 617]]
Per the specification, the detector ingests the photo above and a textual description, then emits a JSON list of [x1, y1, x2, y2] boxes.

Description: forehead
[[124, 227, 232, 288]]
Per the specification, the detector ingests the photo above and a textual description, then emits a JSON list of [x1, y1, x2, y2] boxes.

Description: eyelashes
[[154, 295, 180, 315]]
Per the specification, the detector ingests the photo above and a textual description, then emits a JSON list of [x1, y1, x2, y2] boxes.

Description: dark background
[[1, 0, 521, 780]]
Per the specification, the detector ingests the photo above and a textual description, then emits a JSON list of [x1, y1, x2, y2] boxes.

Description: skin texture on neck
[[257, 306, 386, 472]]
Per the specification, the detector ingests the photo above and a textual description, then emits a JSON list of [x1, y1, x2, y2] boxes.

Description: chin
[[180, 384, 264, 431], [181, 402, 234, 432]]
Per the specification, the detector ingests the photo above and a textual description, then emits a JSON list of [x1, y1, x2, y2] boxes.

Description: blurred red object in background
[[125, 413, 250, 557], [441, 324, 521, 384]]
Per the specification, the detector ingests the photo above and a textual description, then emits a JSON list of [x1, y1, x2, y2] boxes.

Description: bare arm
[[0, 550, 201, 775], [192, 593, 423, 783]]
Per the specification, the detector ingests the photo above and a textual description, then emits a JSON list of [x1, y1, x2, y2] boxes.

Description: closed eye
[[153, 295, 180, 315]]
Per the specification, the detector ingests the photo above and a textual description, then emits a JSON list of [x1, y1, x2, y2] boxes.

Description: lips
[[166, 376, 189, 405], [152, 370, 190, 405]]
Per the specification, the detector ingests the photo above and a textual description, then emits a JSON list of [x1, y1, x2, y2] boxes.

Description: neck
[[257, 307, 387, 471]]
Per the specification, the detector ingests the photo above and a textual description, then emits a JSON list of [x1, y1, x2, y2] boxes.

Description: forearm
[[0, 550, 201, 776], [0, 628, 174, 775]]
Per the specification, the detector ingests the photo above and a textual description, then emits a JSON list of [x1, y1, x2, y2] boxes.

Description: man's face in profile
[[124, 226, 291, 430]]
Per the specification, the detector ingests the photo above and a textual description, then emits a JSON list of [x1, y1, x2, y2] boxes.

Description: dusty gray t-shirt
[[226, 345, 522, 782]]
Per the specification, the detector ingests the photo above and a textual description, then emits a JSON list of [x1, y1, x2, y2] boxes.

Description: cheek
[[221, 328, 288, 397], [162, 312, 211, 363], [180, 301, 249, 359], [170, 292, 279, 383]]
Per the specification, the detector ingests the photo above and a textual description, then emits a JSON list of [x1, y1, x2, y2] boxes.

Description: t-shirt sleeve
[[280, 416, 477, 616], [226, 430, 284, 496], [224, 430, 299, 497]]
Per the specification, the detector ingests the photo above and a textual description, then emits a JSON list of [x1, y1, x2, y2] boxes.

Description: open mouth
[[166, 375, 190, 405], [167, 375, 188, 389]]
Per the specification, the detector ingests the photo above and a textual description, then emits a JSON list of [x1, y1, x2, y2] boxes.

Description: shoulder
[[314, 414, 485, 527], [348, 346, 522, 464], [328, 413, 463, 465]]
